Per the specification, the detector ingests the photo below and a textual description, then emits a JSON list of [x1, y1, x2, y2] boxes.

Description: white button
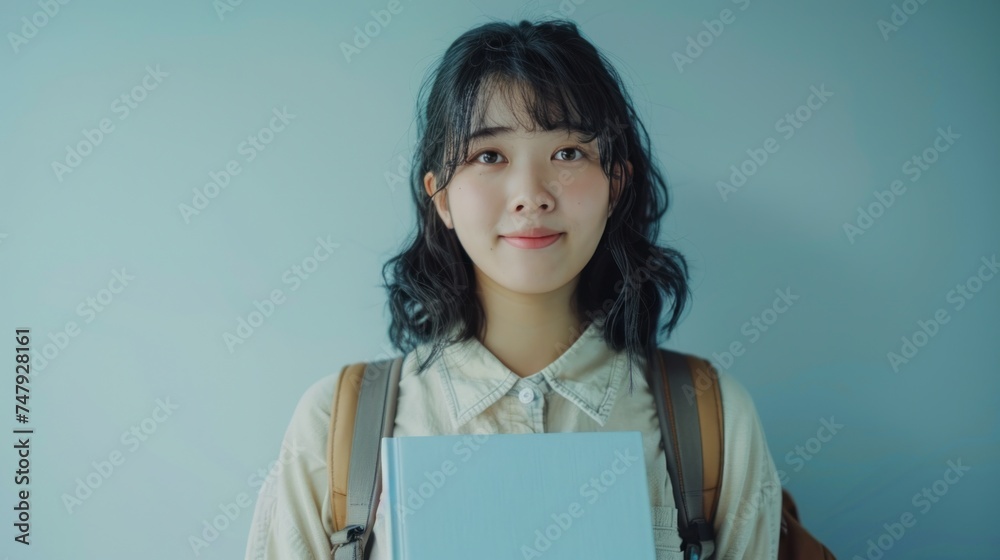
[[518, 387, 535, 404]]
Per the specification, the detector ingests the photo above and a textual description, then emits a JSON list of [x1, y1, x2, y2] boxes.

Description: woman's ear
[[424, 171, 453, 229], [609, 161, 632, 215]]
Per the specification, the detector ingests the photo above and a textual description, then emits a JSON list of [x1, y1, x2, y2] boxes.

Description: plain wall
[[1, 0, 997, 557]]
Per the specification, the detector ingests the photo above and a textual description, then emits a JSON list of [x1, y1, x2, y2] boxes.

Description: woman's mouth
[[500, 233, 563, 249]]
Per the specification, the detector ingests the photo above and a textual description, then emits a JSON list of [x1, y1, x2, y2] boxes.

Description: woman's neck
[[473, 269, 587, 378]]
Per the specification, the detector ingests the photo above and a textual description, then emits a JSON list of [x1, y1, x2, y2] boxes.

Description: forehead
[[469, 78, 584, 140]]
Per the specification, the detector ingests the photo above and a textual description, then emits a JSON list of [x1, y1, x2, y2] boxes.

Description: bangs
[[438, 71, 624, 182]]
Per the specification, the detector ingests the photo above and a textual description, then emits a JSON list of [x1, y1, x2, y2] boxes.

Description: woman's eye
[[468, 147, 585, 164], [555, 147, 585, 161], [472, 151, 505, 164]]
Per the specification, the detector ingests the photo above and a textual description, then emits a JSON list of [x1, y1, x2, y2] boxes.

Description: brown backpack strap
[[684, 355, 838, 559], [654, 349, 724, 558], [326, 358, 404, 559], [686, 354, 724, 525], [662, 351, 838, 559], [327, 362, 367, 532]]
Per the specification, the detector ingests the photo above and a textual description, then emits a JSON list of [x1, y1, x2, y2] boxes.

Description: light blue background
[[1, 0, 997, 558]]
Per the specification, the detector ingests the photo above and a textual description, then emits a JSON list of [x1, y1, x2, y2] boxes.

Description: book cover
[[380, 431, 657, 559]]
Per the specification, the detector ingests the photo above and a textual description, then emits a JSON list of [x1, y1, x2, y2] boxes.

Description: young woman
[[245, 18, 782, 560]]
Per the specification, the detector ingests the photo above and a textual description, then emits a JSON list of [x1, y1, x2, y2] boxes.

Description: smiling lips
[[501, 233, 563, 249]]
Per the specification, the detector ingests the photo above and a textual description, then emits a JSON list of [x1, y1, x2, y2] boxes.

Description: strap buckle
[[682, 518, 715, 559], [683, 542, 702, 560], [330, 524, 365, 546]]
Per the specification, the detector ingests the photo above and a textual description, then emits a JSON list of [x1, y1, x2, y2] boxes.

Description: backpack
[[324, 348, 837, 560]]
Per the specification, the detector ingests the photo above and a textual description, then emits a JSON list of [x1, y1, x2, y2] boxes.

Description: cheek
[[565, 174, 611, 221], [560, 179, 611, 250], [448, 182, 503, 232]]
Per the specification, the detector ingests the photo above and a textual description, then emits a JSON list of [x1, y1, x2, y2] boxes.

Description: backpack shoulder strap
[[652, 348, 724, 559], [657, 351, 840, 559], [328, 362, 365, 532], [326, 356, 403, 560]]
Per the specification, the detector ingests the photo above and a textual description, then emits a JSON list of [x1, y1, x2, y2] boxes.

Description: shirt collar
[[433, 321, 627, 430]]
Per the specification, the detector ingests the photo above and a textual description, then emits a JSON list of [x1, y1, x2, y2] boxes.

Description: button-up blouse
[[244, 321, 782, 559]]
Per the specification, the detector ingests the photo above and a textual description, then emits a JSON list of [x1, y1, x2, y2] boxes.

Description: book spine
[[382, 438, 404, 560]]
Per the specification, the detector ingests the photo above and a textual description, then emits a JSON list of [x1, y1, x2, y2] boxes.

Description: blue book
[[380, 431, 657, 559]]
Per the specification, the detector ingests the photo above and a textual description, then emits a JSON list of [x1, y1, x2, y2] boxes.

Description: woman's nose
[[507, 162, 557, 213]]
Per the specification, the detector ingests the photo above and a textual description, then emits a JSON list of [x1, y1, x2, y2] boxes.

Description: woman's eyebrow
[[467, 125, 514, 143], [468, 124, 592, 143]]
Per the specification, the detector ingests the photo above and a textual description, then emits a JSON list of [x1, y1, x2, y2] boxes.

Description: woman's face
[[423, 93, 628, 297]]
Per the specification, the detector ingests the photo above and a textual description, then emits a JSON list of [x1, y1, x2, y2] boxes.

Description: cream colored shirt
[[244, 322, 782, 560]]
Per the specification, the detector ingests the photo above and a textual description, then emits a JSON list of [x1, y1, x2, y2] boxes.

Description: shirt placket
[[509, 376, 548, 434]]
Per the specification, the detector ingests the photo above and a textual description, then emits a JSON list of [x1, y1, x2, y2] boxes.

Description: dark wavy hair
[[379, 18, 690, 391]]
